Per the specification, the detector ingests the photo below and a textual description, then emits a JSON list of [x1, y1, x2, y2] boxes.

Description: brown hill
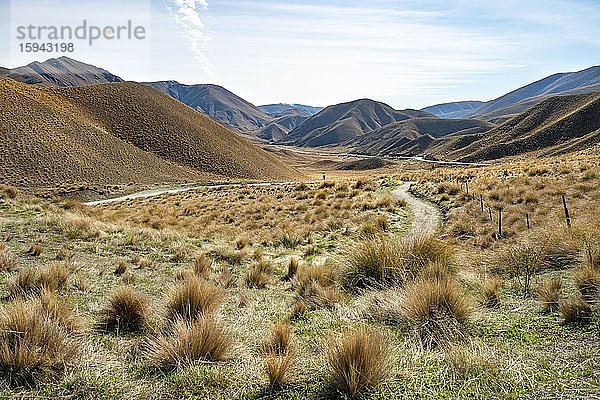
[[282, 99, 434, 147], [0, 78, 296, 192], [444, 91, 600, 161]]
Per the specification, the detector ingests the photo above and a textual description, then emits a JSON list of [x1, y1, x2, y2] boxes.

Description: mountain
[[423, 66, 600, 121], [421, 101, 485, 119], [259, 103, 322, 117], [442, 91, 600, 161], [144, 81, 272, 133], [281, 99, 434, 147], [346, 118, 494, 156], [256, 114, 311, 142], [0, 57, 123, 86], [0, 78, 296, 192]]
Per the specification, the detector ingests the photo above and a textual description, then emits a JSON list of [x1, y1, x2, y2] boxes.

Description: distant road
[[267, 145, 491, 167], [84, 181, 297, 207]]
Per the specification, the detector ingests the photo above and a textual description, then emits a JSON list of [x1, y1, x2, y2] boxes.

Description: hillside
[[444, 91, 600, 161], [145, 81, 272, 133], [421, 101, 485, 119], [259, 103, 322, 117], [256, 113, 310, 141], [0, 78, 296, 193], [281, 99, 434, 147], [346, 118, 494, 156], [0, 57, 123, 86]]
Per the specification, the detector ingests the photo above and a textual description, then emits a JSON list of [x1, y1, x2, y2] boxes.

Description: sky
[[1, 0, 600, 109]]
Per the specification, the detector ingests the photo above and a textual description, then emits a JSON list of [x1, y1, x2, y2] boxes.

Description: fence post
[[480, 194, 484, 212], [488, 207, 493, 223], [498, 207, 503, 238], [526, 213, 530, 229], [562, 194, 571, 228]]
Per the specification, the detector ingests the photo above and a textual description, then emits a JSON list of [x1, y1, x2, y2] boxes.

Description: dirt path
[[391, 182, 442, 237]]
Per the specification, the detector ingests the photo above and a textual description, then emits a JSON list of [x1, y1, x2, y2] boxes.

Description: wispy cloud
[[164, 0, 214, 79]]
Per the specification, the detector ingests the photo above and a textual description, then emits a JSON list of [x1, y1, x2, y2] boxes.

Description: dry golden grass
[[145, 316, 232, 370], [165, 276, 223, 322], [264, 322, 293, 356], [573, 265, 600, 302], [100, 286, 149, 334], [9, 263, 70, 297], [0, 250, 18, 272], [536, 277, 562, 313], [114, 259, 128, 275], [0, 299, 78, 386], [244, 259, 274, 289], [284, 257, 299, 281], [27, 243, 44, 257], [192, 253, 213, 279], [326, 328, 390, 398], [560, 298, 592, 325], [402, 278, 471, 348], [481, 277, 502, 308], [264, 350, 295, 390]]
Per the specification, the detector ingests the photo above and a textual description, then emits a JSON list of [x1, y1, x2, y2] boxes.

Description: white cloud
[[164, 0, 214, 79]]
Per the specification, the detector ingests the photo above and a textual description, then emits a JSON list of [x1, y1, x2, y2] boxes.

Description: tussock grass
[[101, 286, 148, 333], [573, 265, 600, 302], [9, 263, 69, 297], [0, 184, 19, 200], [192, 253, 213, 279], [402, 279, 471, 348], [264, 322, 293, 356], [244, 259, 274, 289], [38, 289, 83, 333], [284, 258, 299, 281], [536, 277, 562, 313], [341, 235, 454, 291], [481, 277, 502, 308], [0, 251, 18, 272], [145, 316, 232, 370], [264, 350, 295, 390], [28, 244, 44, 257], [165, 277, 223, 322], [0, 299, 78, 386], [114, 260, 128, 275], [560, 298, 592, 325], [325, 328, 390, 398]]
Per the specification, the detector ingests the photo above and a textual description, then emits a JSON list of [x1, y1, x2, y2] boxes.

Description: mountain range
[[2, 56, 600, 169]]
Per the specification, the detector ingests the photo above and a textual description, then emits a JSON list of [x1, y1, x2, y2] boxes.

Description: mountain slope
[[259, 104, 322, 117], [0, 57, 123, 86], [0, 78, 295, 191], [145, 81, 272, 133], [421, 101, 485, 119], [446, 91, 600, 161], [256, 114, 310, 141], [282, 99, 434, 147], [346, 118, 494, 156]]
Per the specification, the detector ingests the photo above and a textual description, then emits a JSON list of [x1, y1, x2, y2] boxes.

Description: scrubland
[[0, 157, 599, 399]]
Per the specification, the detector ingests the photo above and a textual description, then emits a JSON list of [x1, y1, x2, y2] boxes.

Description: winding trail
[[391, 182, 442, 237]]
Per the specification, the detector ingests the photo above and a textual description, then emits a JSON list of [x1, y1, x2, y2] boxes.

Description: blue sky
[[2, 0, 600, 109]]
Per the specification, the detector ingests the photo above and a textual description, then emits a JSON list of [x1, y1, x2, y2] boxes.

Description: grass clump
[[284, 258, 299, 281], [244, 259, 274, 289], [295, 264, 343, 311], [325, 328, 390, 398], [0, 299, 78, 386], [402, 279, 471, 348], [536, 277, 562, 313], [573, 265, 600, 302], [481, 277, 502, 308], [165, 276, 223, 322], [192, 253, 213, 279], [0, 251, 18, 272], [9, 263, 69, 297], [560, 298, 592, 325], [264, 351, 295, 390], [145, 316, 232, 370], [100, 286, 148, 334], [264, 322, 293, 355]]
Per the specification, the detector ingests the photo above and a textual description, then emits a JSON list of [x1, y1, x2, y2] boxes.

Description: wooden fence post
[[480, 194, 484, 212], [488, 207, 493, 223], [498, 207, 503, 238], [526, 213, 530, 229], [562, 194, 571, 228]]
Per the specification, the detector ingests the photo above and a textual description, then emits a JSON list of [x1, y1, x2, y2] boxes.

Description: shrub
[[560, 298, 592, 325], [192, 253, 213, 279], [573, 265, 600, 302], [402, 279, 471, 348], [265, 351, 294, 390], [482, 277, 502, 308], [536, 277, 562, 313], [0, 300, 78, 386], [495, 242, 546, 295], [244, 259, 274, 289], [145, 316, 232, 369], [165, 277, 223, 322], [326, 328, 390, 398], [101, 286, 148, 333]]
